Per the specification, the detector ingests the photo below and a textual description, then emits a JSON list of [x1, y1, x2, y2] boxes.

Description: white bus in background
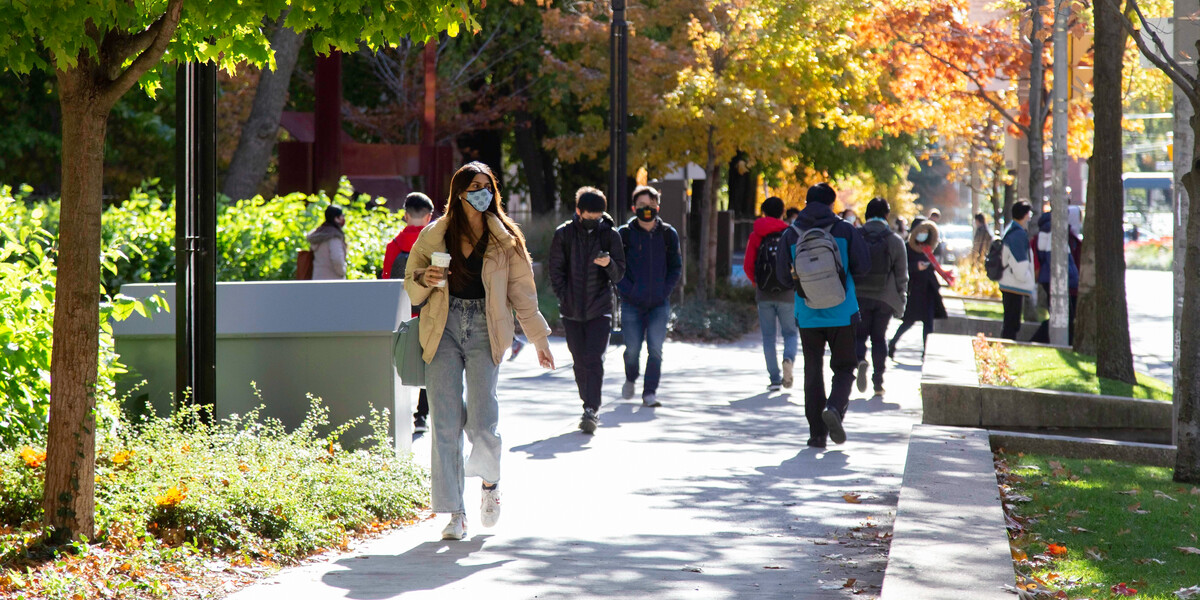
[[1121, 172, 1173, 241]]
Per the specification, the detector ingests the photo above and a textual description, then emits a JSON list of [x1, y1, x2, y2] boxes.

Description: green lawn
[[1005, 345, 1172, 401], [963, 301, 1047, 322], [1000, 453, 1200, 599]]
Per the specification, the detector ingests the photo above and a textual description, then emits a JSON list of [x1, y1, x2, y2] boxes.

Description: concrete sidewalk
[[227, 332, 925, 600]]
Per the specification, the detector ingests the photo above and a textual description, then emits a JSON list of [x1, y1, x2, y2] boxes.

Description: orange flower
[[1046, 543, 1068, 557], [155, 485, 187, 507], [20, 446, 46, 469], [112, 450, 133, 466]]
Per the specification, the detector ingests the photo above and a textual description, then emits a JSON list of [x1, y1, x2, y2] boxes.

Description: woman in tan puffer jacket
[[404, 161, 554, 541]]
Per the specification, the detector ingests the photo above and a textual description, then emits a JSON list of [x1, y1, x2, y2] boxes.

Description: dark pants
[[1030, 283, 1077, 344], [564, 316, 612, 411], [414, 389, 428, 419], [799, 325, 857, 441], [1001, 291, 1026, 340], [855, 297, 891, 388], [889, 300, 934, 354], [622, 301, 670, 397]]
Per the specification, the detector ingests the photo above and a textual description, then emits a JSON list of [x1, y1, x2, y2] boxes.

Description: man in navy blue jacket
[[775, 183, 870, 447], [617, 185, 683, 408]]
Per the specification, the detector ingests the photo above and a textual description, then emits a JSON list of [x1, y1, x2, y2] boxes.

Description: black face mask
[[580, 218, 600, 231], [636, 206, 658, 222]]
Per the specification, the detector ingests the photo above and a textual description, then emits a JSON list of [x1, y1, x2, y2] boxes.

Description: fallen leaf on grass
[[1156, 490, 1179, 502], [1134, 558, 1166, 565], [1175, 585, 1200, 598], [842, 493, 862, 504], [1128, 503, 1150, 514], [1046, 543, 1068, 557], [1086, 547, 1106, 561], [1011, 547, 1028, 561], [1116, 489, 1140, 495], [1177, 546, 1200, 555], [1112, 582, 1138, 596], [1118, 528, 1132, 536]]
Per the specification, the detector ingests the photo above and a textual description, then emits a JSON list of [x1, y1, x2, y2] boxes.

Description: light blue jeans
[[427, 298, 501, 514], [758, 301, 799, 385]]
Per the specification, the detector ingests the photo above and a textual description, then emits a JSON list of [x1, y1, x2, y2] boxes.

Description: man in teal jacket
[[775, 183, 870, 447]]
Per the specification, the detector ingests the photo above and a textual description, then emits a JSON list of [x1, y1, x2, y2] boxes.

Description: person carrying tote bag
[[404, 161, 555, 541]]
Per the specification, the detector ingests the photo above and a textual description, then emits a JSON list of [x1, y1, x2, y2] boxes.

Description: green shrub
[[0, 185, 158, 449], [1, 397, 428, 563], [670, 296, 758, 342]]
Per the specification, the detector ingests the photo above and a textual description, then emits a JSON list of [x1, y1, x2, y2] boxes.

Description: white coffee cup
[[430, 252, 451, 287]]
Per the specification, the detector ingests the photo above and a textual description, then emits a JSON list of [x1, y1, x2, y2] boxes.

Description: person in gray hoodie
[[307, 204, 347, 280], [853, 198, 908, 396]]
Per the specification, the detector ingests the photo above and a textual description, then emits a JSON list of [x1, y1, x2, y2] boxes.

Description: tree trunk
[[1176, 140, 1200, 482], [698, 125, 718, 300], [44, 70, 108, 542], [1074, 156, 1098, 355], [513, 111, 556, 215], [1028, 0, 1047, 207], [1091, 0, 1136, 383], [222, 16, 306, 201]]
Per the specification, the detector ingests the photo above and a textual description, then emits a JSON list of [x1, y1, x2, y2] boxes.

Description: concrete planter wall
[[938, 296, 1039, 339], [921, 333, 1172, 443], [113, 281, 415, 454]]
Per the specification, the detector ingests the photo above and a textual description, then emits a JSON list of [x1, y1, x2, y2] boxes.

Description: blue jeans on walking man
[[758, 301, 798, 385], [622, 301, 669, 398]]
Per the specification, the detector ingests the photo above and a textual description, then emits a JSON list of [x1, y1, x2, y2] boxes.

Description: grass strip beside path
[[997, 452, 1200, 600], [963, 301, 1047, 322], [1005, 345, 1172, 401]]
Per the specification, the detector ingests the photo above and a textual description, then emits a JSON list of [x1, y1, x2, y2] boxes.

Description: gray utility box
[[113, 281, 414, 455]]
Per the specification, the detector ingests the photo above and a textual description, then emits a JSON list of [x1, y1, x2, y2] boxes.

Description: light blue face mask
[[466, 188, 493, 212], [916, 231, 929, 243]]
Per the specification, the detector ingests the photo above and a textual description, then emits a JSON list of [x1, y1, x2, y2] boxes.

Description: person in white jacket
[[998, 201, 1036, 339], [307, 205, 347, 280]]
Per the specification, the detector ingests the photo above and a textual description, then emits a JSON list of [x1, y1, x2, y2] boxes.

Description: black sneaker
[[579, 408, 599, 434], [855, 360, 869, 393], [822, 408, 846, 445], [806, 436, 826, 449], [413, 415, 428, 434]]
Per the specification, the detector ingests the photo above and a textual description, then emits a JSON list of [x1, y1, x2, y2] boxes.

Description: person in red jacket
[[742, 196, 797, 392], [382, 192, 435, 432]]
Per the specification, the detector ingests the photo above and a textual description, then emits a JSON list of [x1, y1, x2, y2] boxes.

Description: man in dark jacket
[[775, 183, 870, 447], [549, 187, 627, 433], [854, 197, 908, 397], [617, 185, 683, 408]]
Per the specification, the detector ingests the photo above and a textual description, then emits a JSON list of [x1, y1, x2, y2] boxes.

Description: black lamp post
[[175, 62, 218, 418], [610, 0, 629, 220]]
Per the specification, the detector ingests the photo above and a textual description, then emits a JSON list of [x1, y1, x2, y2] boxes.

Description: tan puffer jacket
[[404, 214, 551, 365]]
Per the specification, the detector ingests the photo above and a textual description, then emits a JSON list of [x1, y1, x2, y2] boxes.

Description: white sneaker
[[642, 394, 661, 407], [481, 485, 501, 528], [441, 512, 467, 540], [622, 380, 635, 399], [781, 359, 794, 389]]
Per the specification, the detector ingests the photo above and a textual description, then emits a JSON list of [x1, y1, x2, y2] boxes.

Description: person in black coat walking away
[[548, 187, 627, 433], [853, 198, 908, 396], [617, 185, 683, 408], [887, 220, 953, 359]]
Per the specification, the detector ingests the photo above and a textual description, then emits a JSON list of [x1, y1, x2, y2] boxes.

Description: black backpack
[[856, 228, 891, 289], [389, 251, 410, 280], [984, 237, 1005, 281], [754, 231, 791, 293]]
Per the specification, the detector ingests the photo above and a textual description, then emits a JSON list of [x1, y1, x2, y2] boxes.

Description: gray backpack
[[791, 223, 846, 309]]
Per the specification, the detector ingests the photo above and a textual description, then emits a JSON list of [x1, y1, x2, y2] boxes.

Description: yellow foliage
[[155, 485, 187, 507], [20, 446, 46, 469], [111, 450, 134, 466]]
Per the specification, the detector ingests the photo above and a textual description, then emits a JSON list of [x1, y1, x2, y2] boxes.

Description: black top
[[450, 233, 488, 300], [547, 214, 627, 321]]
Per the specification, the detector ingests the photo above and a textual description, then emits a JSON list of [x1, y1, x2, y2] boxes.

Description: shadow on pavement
[[319, 536, 509, 599], [728, 391, 795, 410], [510, 430, 593, 460], [849, 394, 902, 413], [599, 402, 658, 428]]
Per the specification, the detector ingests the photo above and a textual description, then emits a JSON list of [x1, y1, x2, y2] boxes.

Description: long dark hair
[[444, 162, 529, 290]]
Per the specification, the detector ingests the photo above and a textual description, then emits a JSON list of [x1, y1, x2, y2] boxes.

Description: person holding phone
[[548, 187, 627, 434], [404, 161, 555, 541]]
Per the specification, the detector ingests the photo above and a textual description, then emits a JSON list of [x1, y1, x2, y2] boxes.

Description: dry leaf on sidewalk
[[842, 493, 862, 504]]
